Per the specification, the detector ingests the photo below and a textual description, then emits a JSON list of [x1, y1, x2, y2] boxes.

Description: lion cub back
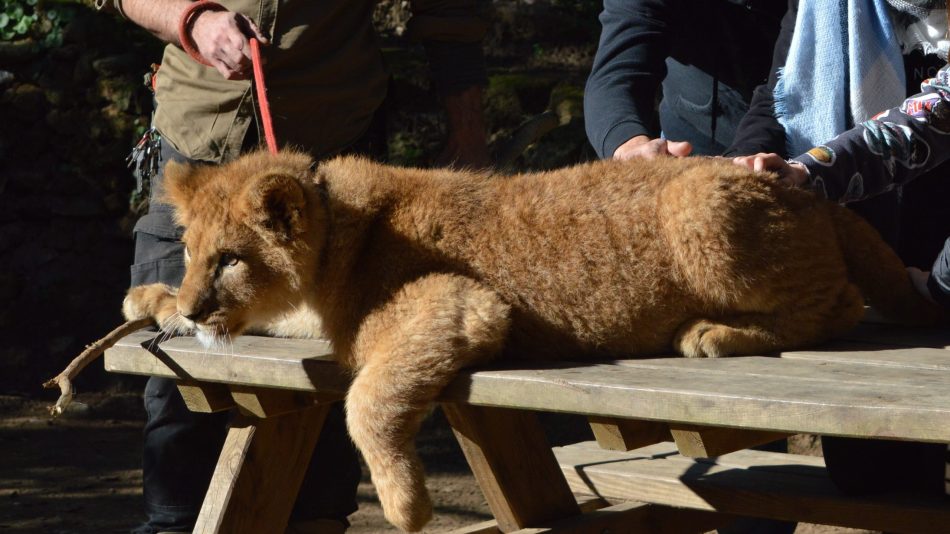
[[322, 155, 930, 360], [435, 158, 771, 356], [451, 157, 859, 358]]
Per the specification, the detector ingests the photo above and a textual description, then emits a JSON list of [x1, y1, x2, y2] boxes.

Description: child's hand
[[907, 267, 937, 304], [732, 153, 809, 188]]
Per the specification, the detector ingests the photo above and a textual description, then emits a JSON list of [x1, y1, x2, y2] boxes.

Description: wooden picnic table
[[104, 320, 950, 533]]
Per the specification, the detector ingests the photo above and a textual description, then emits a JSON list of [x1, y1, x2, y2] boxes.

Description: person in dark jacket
[[730, 0, 950, 499], [584, 3, 799, 533], [583, 0, 787, 160]]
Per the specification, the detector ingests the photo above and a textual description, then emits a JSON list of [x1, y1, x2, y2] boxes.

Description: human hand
[[731, 152, 809, 187], [613, 135, 693, 161], [189, 9, 268, 80], [907, 267, 936, 304]]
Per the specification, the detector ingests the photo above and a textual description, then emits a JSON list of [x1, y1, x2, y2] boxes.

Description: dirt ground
[[0, 393, 873, 534]]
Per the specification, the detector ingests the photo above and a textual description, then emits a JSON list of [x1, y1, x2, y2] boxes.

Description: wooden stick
[[42, 318, 154, 416]]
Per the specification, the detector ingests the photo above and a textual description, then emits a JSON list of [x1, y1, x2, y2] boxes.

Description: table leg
[[193, 404, 330, 533], [668, 424, 789, 458], [442, 404, 581, 532], [588, 416, 672, 451]]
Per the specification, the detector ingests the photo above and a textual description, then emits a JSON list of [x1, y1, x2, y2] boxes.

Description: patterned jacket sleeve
[[790, 64, 950, 203]]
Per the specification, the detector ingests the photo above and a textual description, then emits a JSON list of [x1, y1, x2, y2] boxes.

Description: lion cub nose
[[179, 303, 209, 323]]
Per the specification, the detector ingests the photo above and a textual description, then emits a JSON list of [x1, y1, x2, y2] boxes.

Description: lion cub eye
[[219, 253, 240, 268]]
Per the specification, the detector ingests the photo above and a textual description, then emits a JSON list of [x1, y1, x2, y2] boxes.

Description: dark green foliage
[[0, 0, 82, 47]]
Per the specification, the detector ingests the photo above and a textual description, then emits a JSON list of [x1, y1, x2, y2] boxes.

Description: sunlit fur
[[123, 150, 941, 531]]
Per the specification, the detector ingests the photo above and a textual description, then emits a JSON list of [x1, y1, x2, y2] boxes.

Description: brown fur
[[123, 150, 940, 531]]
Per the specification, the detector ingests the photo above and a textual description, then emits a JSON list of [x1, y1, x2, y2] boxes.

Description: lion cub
[[123, 150, 938, 531]]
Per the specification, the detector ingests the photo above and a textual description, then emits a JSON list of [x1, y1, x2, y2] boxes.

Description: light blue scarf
[[775, 0, 906, 156]]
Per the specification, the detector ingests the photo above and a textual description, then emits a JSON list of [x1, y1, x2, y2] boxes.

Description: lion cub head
[[162, 150, 325, 346]]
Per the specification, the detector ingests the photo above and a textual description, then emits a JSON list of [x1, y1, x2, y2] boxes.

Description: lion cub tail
[[830, 204, 943, 325]]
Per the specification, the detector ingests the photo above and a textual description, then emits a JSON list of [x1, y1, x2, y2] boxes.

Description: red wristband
[[178, 1, 227, 67]]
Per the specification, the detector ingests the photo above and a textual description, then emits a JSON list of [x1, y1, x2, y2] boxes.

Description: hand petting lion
[[123, 150, 941, 532]]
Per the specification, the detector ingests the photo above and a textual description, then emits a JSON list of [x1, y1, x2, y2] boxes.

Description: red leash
[[248, 38, 278, 155], [179, 1, 278, 155]]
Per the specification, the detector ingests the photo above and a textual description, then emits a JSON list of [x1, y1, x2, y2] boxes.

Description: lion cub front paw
[[123, 284, 180, 328]]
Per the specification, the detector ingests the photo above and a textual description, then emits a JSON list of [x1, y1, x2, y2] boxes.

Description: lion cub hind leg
[[675, 283, 866, 358], [345, 273, 510, 532], [674, 317, 795, 358]]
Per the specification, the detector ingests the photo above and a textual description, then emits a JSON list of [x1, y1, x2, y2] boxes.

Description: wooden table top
[[104, 322, 950, 443]]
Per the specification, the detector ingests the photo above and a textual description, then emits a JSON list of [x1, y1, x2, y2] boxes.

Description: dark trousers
[[130, 139, 362, 534], [822, 169, 950, 502], [822, 437, 946, 498]]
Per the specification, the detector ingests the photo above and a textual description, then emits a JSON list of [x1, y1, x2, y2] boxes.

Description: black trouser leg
[[822, 436, 946, 496], [136, 377, 229, 533]]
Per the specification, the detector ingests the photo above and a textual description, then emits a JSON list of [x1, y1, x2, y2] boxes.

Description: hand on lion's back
[[123, 150, 940, 532]]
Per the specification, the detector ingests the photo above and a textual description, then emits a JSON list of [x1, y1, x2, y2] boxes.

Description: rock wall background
[[0, 2, 162, 395], [0, 0, 600, 397]]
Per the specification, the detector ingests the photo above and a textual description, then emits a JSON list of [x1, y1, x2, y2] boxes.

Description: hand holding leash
[[179, 1, 269, 81], [179, 1, 277, 154]]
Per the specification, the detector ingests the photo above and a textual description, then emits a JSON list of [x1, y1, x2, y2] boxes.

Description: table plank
[[106, 330, 346, 393], [836, 322, 950, 349], [105, 327, 950, 443], [113, 329, 336, 361], [510, 503, 730, 534], [781, 341, 950, 370], [442, 363, 950, 441], [612, 350, 950, 384], [555, 441, 950, 534]]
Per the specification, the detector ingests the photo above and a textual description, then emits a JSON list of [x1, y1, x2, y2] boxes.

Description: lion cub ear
[[242, 173, 307, 243], [162, 161, 201, 225]]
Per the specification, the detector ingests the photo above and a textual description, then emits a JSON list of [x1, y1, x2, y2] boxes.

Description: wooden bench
[[554, 441, 950, 534], [104, 321, 950, 533]]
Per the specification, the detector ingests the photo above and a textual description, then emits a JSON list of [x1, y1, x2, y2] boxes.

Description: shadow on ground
[[0, 394, 868, 533], [0, 391, 597, 533], [0, 394, 145, 533]]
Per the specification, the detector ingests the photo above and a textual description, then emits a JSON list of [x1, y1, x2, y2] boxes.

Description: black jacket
[[584, 0, 786, 158]]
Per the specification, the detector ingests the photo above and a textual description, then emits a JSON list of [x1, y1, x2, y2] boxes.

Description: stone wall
[[0, 4, 161, 394]]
